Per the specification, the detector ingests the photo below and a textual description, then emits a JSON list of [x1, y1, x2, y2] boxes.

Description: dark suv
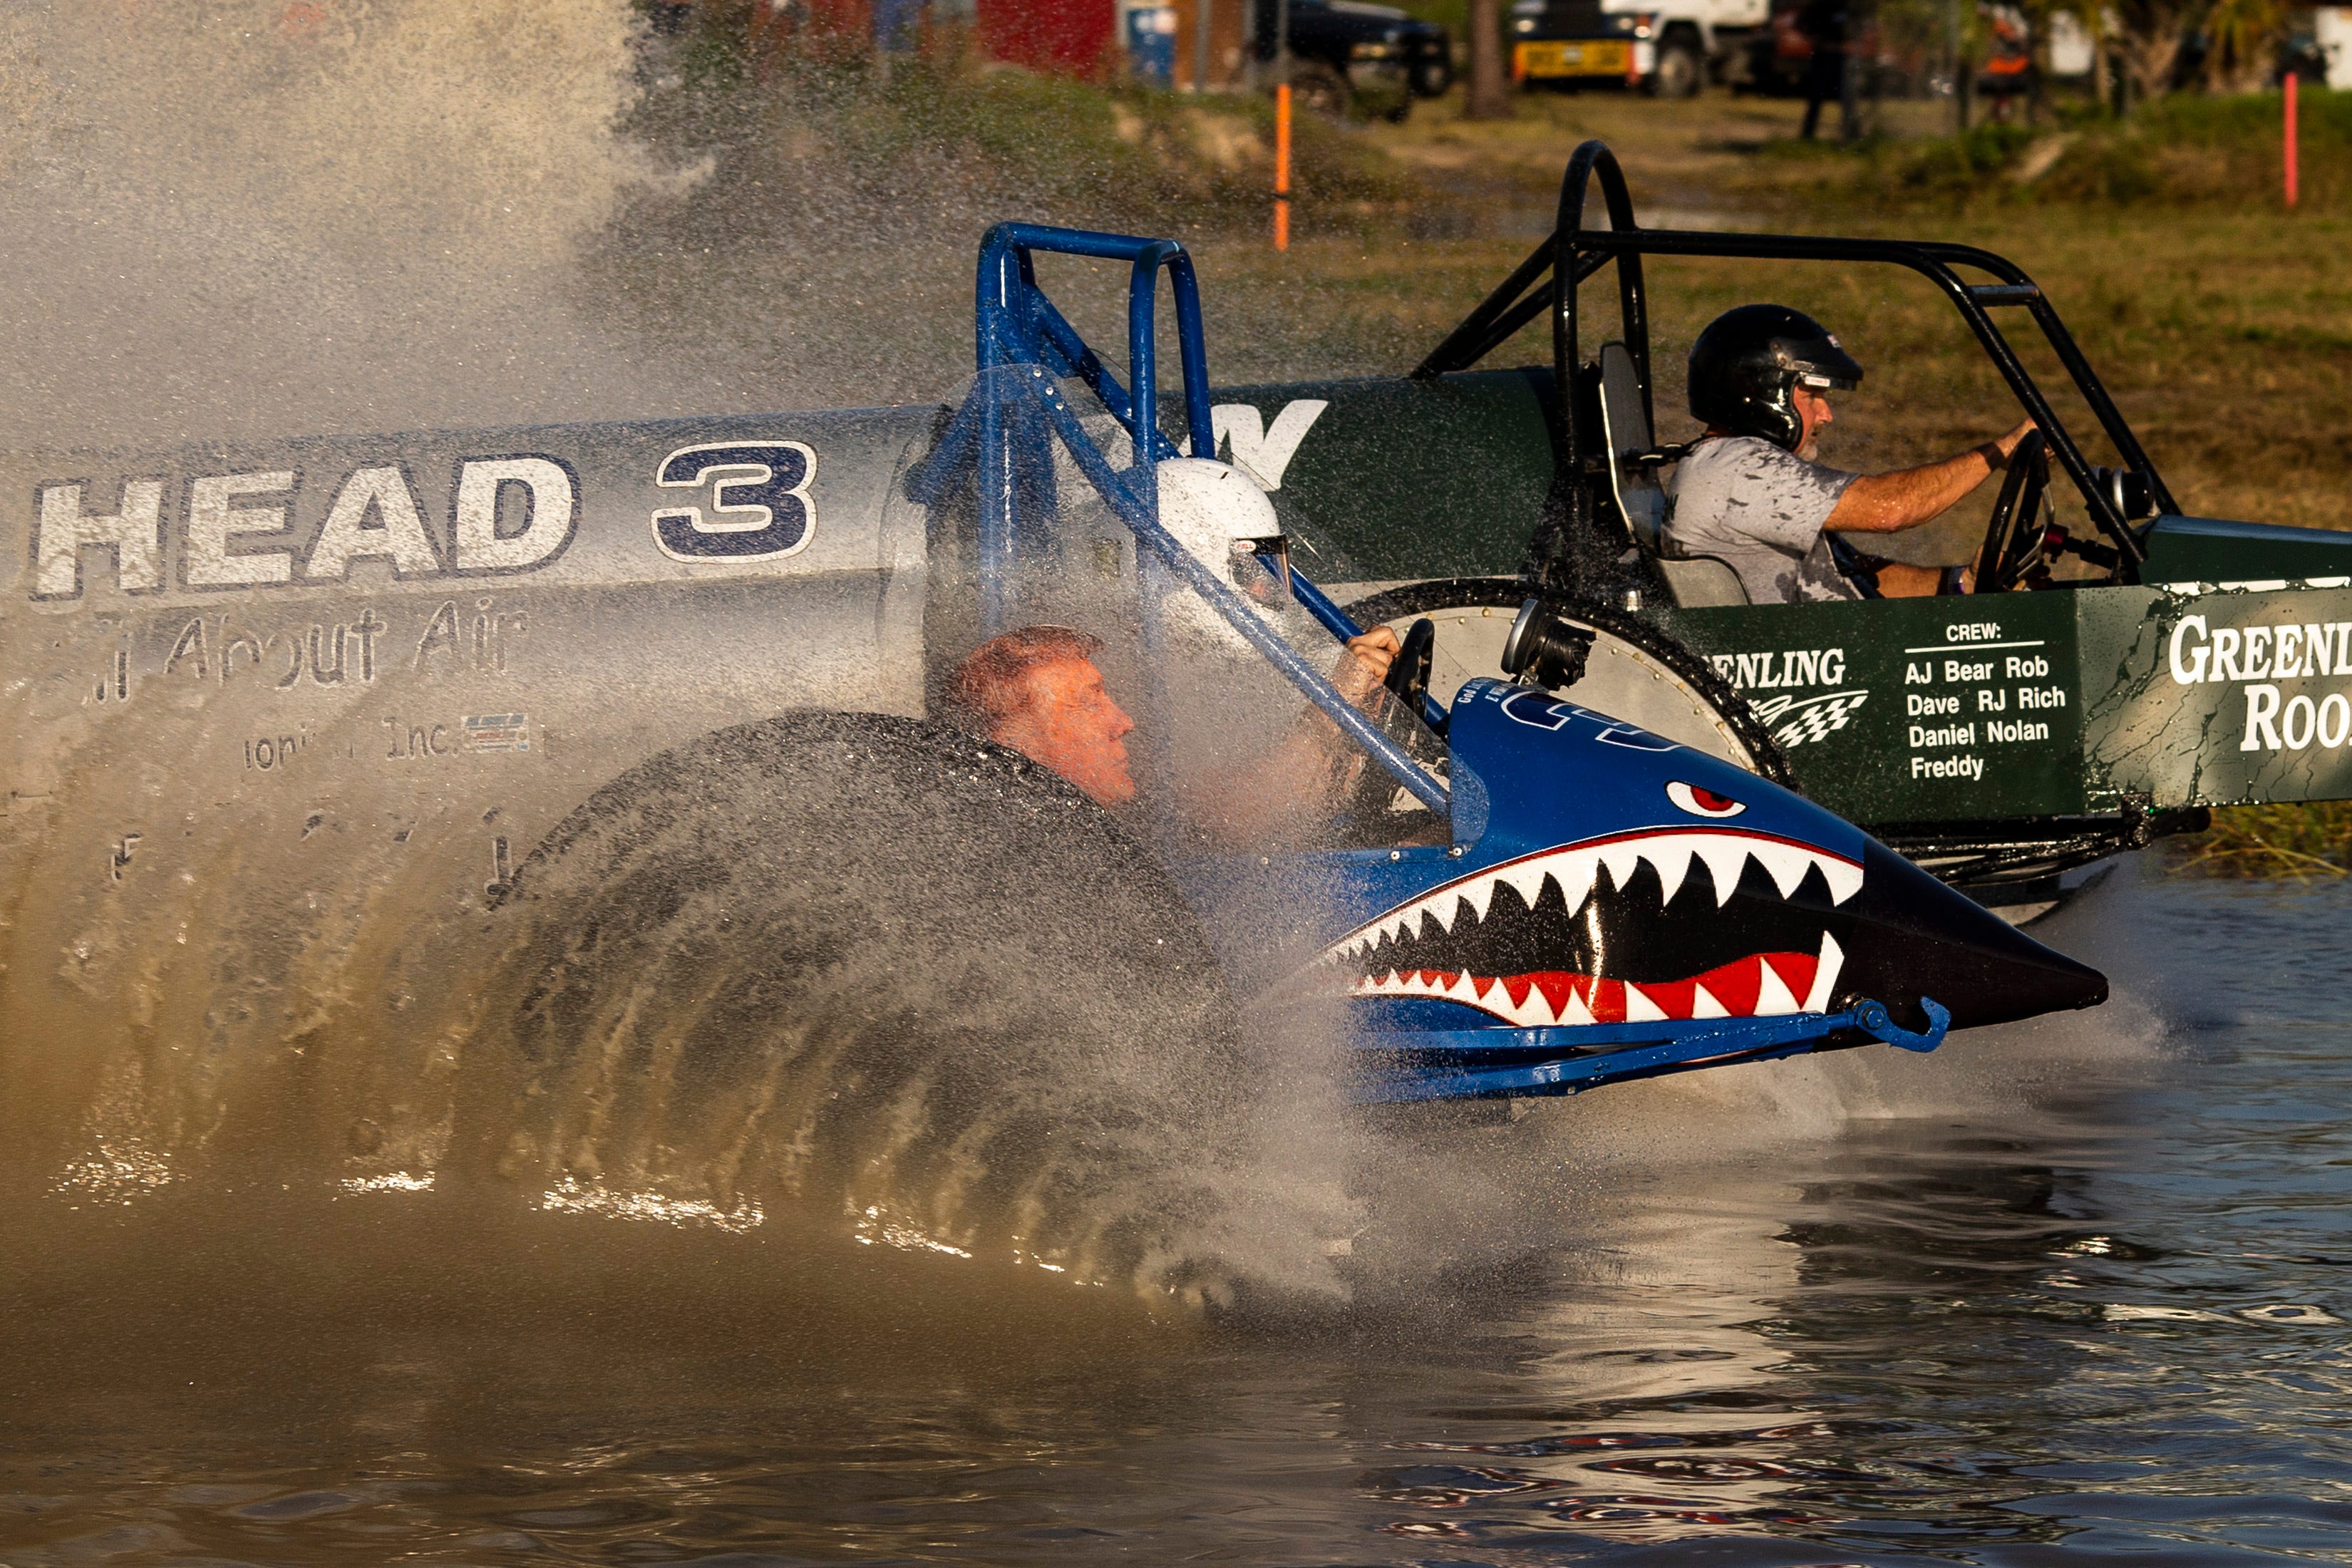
[[1260, 0, 1456, 120]]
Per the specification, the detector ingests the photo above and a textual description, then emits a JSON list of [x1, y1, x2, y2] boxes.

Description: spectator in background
[[1797, 0, 1852, 140], [1979, 6, 2035, 120]]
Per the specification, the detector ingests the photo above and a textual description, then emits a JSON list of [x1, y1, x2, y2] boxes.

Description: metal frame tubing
[[974, 223, 1217, 634]]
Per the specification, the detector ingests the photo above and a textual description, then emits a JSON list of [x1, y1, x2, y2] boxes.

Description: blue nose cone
[[1373, 681, 2108, 1036]]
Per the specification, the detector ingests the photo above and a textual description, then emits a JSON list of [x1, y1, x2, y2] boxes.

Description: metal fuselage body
[[11, 367, 2307, 943], [1, 403, 937, 909]]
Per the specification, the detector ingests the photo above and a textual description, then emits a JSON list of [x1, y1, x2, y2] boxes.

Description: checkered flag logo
[[1749, 690, 1870, 750]]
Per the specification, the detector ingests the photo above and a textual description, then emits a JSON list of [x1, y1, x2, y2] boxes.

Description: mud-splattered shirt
[[1664, 434, 1862, 604]]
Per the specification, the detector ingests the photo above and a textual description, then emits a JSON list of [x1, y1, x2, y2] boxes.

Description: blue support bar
[[1348, 998, 1951, 1103], [1260, 552, 1451, 734], [974, 224, 1217, 636]]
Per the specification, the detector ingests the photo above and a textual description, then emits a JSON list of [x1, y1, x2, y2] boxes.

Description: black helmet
[[1687, 304, 1864, 453]]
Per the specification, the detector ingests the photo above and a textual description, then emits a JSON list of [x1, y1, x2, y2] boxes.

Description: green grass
[[2170, 802, 2352, 877], [622, 46, 1410, 243], [1755, 87, 2352, 213]]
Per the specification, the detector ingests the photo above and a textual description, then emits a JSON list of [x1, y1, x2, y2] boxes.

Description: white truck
[[1507, 0, 1774, 98]]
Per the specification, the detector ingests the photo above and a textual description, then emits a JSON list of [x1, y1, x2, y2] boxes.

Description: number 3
[[651, 440, 817, 562]]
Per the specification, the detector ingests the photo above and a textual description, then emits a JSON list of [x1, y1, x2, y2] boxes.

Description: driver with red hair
[[947, 622, 1402, 839]]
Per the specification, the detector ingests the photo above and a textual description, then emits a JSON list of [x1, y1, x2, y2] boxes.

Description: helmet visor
[[1788, 334, 1864, 393]]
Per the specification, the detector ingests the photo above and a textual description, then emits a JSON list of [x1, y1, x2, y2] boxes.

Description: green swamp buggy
[[1214, 140, 2352, 915]]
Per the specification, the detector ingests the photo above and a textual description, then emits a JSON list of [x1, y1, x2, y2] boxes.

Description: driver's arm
[[1188, 627, 1400, 845], [1826, 418, 2037, 535]]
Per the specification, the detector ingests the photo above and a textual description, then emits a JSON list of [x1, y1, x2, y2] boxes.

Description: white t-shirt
[[1664, 434, 1862, 604]]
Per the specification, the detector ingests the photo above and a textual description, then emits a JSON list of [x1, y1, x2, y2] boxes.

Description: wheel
[[470, 711, 1250, 1287], [1291, 61, 1351, 118], [1649, 37, 1705, 98], [1339, 579, 1795, 785]]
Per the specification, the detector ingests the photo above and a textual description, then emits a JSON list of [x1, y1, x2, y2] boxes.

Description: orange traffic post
[[1274, 83, 1292, 252], [2286, 72, 2300, 209]]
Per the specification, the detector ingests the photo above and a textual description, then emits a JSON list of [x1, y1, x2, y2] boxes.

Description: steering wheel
[[1335, 617, 1444, 840], [1973, 431, 2049, 594], [1385, 617, 1437, 722]]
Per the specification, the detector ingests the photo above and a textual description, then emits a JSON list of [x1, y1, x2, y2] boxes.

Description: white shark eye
[[1667, 780, 1747, 818]]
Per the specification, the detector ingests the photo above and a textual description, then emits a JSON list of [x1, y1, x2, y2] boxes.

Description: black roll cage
[[1413, 139, 2172, 584]]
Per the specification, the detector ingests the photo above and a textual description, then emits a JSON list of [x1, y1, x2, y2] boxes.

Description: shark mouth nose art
[[1322, 829, 1865, 1029]]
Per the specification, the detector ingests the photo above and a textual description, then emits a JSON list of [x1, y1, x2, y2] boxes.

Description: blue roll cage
[[915, 223, 1449, 814]]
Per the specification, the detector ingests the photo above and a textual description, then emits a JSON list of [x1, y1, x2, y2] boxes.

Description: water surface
[[6, 870, 2351, 1565]]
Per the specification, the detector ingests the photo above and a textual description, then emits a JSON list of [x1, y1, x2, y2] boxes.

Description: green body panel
[[1212, 368, 1552, 580], [2075, 584, 2352, 808], [1664, 595, 2089, 822], [1666, 585, 2352, 820], [2141, 515, 2352, 586]]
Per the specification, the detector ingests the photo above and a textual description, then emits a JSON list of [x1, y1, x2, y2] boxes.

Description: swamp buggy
[[14, 144, 2307, 1212]]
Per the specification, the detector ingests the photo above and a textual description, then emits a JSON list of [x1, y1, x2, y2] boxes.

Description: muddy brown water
[[7, 867, 2352, 1565]]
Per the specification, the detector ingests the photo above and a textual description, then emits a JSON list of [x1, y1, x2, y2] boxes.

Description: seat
[[1597, 342, 1668, 554], [1594, 343, 1747, 607], [1656, 555, 1750, 607]]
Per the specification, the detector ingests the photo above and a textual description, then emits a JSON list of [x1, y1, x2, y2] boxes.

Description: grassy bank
[[584, 46, 1416, 415], [1759, 88, 2351, 212], [621, 48, 1409, 246], [2171, 803, 2352, 877]]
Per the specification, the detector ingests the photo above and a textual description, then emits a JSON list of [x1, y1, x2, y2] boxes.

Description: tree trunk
[[2109, 0, 2197, 101], [1465, 0, 1512, 118]]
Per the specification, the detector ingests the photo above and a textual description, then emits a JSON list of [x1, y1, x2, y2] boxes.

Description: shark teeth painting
[[1319, 827, 1864, 1028], [1351, 930, 1847, 1026]]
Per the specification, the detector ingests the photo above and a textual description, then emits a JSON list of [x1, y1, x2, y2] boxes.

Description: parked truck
[[1507, 0, 1765, 96]]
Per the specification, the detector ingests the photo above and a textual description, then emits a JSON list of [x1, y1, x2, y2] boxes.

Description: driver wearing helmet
[[1666, 304, 2037, 604]]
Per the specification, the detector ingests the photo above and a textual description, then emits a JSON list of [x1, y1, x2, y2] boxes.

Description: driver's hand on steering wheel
[[1333, 625, 1402, 706]]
